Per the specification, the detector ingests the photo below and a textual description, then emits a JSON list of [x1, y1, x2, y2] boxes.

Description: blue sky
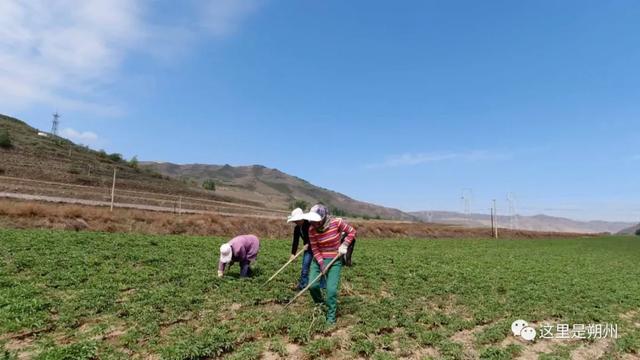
[[1, 0, 639, 222]]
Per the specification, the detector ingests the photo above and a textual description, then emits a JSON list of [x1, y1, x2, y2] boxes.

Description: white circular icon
[[521, 326, 537, 341], [511, 319, 528, 336]]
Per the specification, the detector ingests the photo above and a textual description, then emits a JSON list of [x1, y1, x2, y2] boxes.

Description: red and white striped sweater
[[308, 218, 356, 266]]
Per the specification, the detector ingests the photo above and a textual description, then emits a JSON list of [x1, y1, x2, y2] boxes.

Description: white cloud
[[60, 128, 99, 145], [0, 0, 261, 114], [367, 150, 512, 169], [199, 0, 261, 37], [0, 0, 145, 114]]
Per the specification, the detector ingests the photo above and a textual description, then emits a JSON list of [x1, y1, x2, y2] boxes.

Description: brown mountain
[[141, 161, 416, 220], [0, 113, 414, 220]]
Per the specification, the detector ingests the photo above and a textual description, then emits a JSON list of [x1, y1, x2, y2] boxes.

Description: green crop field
[[1, 229, 639, 360]]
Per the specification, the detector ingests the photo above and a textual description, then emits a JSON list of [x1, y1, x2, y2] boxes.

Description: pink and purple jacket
[[217, 234, 260, 275], [308, 218, 356, 266]]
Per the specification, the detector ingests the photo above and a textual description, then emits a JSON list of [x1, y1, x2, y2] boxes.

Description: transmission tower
[[460, 188, 473, 225], [51, 112, 60, 136], [507, 192, 518, 230]]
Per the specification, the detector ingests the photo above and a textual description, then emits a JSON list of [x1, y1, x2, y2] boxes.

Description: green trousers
[[309, 257, 343, 324]]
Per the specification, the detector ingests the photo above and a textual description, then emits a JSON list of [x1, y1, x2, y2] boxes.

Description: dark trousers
[[239, 262, 253, 278]]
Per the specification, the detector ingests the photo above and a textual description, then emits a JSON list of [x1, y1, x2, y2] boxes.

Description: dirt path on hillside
[[0, 192, 283, 220]]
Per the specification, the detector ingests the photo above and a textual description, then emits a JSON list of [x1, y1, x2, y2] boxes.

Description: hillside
[[0, 114, 413, 220], [141, 162, 416, 220], [617, 223, 640, 235], [411, 211, 634, 234], [0, 114, 256, 203]]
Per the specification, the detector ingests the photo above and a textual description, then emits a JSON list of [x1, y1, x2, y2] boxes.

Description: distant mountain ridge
[[410, 211, 634, 234], [141, 162, 416, 220], [617, 223, 640, 235]]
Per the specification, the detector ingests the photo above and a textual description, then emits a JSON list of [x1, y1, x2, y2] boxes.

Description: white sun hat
[[287, 208, 305, 223], [219, 243, 232, 263], [303, 204, 326, 222], [303, 211, 322, 222]]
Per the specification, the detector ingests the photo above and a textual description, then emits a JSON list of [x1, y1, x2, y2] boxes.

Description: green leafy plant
[[351, 338, 375, 357], [202, 179, 216, 191], [35, 341, 97, 360], [0, 129, 12, 149], [305, 338, 337, 359], [1, 230, 639, 359], [268, 340, 288, 357]]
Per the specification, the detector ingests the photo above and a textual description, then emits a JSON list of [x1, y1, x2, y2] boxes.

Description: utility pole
[[110, 168, 117, 212], [461, 188, 473, 226], [507, 192, 517, 230], [489, 206, 496, 237], [492, 199, 498, 238]]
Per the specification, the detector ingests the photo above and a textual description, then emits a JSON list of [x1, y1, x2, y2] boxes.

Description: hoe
[[284, 254, 342, 308], [262, 247, 306, 286]]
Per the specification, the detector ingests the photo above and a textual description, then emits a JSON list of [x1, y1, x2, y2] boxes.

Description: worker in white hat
[[218, 234, 260, 278], [287, 208, 322, 290]]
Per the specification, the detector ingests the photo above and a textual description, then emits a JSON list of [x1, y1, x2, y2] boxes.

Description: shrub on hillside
[[289, 199, 309, 211], [330, 206, 348, 217], [0, 129, 13, 149], [180, 177, 199, 187], [108, 153, 123, 162], [635, 228, 640, 236], [203, 179, 216, 191], [129, 156, 139, 169]]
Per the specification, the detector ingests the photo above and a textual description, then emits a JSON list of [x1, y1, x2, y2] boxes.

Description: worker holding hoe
[[288, 208, 327, 290], [304, 204, 356, 325], [217, 234, 260, 278]]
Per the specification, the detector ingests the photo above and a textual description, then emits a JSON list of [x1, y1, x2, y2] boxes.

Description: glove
[[217, 270, 224, 278], [338, 243, 348, 255]]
